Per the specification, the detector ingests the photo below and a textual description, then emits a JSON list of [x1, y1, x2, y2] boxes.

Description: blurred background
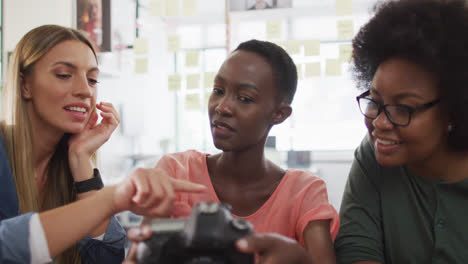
[[1, 0, 379, 228]]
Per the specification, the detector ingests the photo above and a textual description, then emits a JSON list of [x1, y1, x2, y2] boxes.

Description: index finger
[[170, 178, 207, 193]]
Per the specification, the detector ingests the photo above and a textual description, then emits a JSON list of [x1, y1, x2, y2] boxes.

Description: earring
[[448, 123, 453, 132]]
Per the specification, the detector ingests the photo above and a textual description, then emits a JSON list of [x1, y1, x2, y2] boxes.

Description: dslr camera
[[137, 202, 254, 264]]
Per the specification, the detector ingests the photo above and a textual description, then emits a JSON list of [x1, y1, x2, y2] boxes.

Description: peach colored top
[[156, 150, 339, 246]]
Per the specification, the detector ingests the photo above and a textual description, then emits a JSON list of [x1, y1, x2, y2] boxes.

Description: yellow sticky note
[[168, 74, 181, 91], [204, 72, 216, 88], [166, 0, 180, 16], [339, 44, 353, 62], [134, 38, 148, 54], [284, 40, 301, 55], [186, 74, 200, 89], [167, 35, 180, 52], [296, 64, 303, 80], [135, 58, 148, 74], [266, 21, 282, 40], [337, 20, 354, 40], [185, 50, 200, 67], [182, 0, 197, 16], [326, 59, 342, 76], [185, 94, 201, 110], [149, 0, 163, 17], [303, 40, 320, 56], [336, 0, 353, 16], [305, 62, 321, 77]]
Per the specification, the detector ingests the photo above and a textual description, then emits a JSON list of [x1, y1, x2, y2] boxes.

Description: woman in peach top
[[129, 39, 338, 264]]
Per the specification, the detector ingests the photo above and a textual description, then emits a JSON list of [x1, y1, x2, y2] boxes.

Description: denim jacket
[[0, 136, 125, 263]]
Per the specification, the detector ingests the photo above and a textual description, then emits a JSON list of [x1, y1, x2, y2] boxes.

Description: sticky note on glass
[[166, 0, 180, 16], [326, 59, 342, 76], [336, 0, 353, 16], [185, 94, 201, 110], [182, 0, 197, 16], [305, 62, 321, 77], [284, 40, 301, 55], [185, 50, 199, 67], [303, 40, 320, 56], [296, 64, 303, 80], [204, 72, 216, 88], [149, 0, 163, 16], [168, 74, 181, 91], [339, 44, 353, 62], [167, 35, 180, 52], [337, 20, 354, 40], [186, 74, 200, 89], [266, 21, 282, 40], [134, 38, 148, 54], [135, 58, 148, 74]]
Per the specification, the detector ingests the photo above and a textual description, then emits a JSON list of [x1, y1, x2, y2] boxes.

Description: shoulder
[[349, 134, 384, 186], [355, 134, 376, 164], [158, 150, 206, 166], [285, 169, 326, 189], [156, 150, 208, 179], [280, 169, 329, 201]]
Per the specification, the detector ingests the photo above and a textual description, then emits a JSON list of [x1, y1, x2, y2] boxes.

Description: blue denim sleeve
[[0, 212, 33, 263], [78, 216, 126, 263]]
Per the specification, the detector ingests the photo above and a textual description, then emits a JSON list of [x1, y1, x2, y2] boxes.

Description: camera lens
[[231, 218, 251, 231]]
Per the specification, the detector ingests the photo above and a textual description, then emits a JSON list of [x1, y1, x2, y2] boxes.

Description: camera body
[[137, 202, 254, 264]]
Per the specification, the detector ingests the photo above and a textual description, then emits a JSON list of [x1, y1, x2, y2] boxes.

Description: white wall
[[3, 0, 73, 77]]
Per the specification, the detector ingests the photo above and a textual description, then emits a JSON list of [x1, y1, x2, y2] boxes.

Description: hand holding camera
[[137, 202, 254, 264]]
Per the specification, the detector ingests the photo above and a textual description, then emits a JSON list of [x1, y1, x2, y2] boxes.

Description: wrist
[[69, 156, 94, 182], [96, 186, 119, 216], [74, 168, 104, 194]]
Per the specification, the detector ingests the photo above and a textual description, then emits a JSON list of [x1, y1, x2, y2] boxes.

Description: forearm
[[39, 186, 117, 258], [69, 154, 111, 237]]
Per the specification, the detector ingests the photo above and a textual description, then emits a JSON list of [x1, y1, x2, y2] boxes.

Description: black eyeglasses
[[356, 90, 441, 127]]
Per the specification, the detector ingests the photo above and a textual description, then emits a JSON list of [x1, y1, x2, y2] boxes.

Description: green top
[[335, 135, 468, 264]]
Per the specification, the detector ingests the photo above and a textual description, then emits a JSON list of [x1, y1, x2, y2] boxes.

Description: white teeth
[[66, 106, 86, 113], [376, 138, 398, 145]]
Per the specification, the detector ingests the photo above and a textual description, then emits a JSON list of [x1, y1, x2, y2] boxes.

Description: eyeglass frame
[[356, 90, 441, 127]]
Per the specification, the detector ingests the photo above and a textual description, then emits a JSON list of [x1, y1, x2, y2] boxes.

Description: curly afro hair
[[352, 0, 468, 151], [235, 39, 297, 105]]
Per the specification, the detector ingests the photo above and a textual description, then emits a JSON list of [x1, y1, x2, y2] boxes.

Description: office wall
[[3, 0, 73, 77]]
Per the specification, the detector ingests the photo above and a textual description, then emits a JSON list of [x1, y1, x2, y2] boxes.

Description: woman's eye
[[56, 74, 71, 79], [212, 87, 223, 95], [88, 78, 99, 85], [239, 96, 253, 103]]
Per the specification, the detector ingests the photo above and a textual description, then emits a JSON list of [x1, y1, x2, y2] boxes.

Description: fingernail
[[129, 228, 141, 237], [142, 226, 152, 236], [237, 239, 248, 249]]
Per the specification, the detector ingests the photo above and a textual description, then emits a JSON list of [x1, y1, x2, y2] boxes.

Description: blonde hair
[[1, 24, 98, 264]]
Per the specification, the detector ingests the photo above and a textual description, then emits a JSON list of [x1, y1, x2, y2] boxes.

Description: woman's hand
[[68, 102, 120, 181], [122, 225, 153, 264], [237, 233, 314, 264], [112, 167, 206, 217]]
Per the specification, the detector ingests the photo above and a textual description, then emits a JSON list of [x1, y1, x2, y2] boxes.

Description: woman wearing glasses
[[335, 0, 468, 263]]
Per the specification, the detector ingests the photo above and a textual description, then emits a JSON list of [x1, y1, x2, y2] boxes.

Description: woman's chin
[[375, 154, 404, 168]]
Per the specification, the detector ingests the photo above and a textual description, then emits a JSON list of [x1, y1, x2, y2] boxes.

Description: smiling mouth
[[64, 106, 87, 113], [375, 138, 401, 145]]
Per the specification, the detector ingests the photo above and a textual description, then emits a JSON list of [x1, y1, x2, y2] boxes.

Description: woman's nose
[[214, 97, 233, 116], [73, 76, 93, 98], [372, 110, 394, 130]]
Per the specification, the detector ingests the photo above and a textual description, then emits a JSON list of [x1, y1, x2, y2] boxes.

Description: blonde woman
[[0, 24, 205, 263]]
